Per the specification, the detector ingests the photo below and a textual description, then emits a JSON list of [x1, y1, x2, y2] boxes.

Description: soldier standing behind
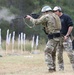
[[53, 6, 74, 71], [26, 5, 61, 72]]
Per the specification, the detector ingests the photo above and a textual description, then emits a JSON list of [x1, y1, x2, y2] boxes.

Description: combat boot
[[48, 68, 56, 72]]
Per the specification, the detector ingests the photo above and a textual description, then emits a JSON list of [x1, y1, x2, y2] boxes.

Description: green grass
[[1, 39, 46, 52]]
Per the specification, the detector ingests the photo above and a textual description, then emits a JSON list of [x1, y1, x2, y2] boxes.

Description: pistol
[[24, 13, 40, 19]]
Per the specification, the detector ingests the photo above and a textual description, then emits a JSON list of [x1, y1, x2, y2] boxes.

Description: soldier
[[53, 6, 74, 71], [26, 5, 61, 72]]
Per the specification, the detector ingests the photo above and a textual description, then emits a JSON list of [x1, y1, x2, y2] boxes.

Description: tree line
[[0, 0, 74, 39]]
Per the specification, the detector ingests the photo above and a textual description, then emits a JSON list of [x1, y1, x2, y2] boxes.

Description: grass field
[[0, 51, 74, 75]]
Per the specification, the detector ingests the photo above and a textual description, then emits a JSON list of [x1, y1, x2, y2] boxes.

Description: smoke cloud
[[0, 7, 16, 23]]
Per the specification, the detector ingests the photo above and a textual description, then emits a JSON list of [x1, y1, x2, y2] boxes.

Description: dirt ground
[[0, 50, 74, 75]]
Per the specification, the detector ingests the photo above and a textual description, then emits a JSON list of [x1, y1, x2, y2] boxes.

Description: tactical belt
[[48, 33, 60, 39]]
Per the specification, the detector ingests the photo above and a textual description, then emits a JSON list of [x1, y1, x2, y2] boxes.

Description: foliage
[[0, 0, 74, 39], [0, 20, 13, 39]]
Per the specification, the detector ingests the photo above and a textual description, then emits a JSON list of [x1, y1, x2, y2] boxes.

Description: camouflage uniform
[[57, 36, 74, 70], [29, 13, 61, 71]]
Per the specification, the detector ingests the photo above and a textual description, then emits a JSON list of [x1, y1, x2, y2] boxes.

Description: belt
[[48, 33, 61, 39]]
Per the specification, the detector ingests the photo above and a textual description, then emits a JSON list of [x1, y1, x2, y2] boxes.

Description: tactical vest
[[51, 13, 61, 30], [43, 13, 61, 34]]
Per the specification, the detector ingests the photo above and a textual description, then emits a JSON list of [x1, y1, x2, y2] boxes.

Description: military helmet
[[53, 6, 62, 12], [41, 5, 52, 13]]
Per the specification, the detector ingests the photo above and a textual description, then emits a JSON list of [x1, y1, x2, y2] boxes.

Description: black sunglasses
[[53, 10, 57, 12]]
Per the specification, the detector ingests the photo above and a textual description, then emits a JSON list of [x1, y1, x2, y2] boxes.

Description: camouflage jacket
[[30, 12, 61, 34]]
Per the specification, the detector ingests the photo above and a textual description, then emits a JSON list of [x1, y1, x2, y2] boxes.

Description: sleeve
[[66, 15, 73, 27], [30, 14, 49, 25]]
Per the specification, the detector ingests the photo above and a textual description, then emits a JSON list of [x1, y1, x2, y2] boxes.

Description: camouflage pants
[[44, 38, 60, 70], [57, 37, 74, 70]]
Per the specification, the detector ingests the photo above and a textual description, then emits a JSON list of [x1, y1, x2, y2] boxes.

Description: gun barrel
[[15, 13, 39, 19]]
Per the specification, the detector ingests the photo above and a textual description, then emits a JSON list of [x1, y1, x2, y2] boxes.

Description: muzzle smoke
[[0, 7, 16, 23]]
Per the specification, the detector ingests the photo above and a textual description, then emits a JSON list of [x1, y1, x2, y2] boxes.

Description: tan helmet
[[41, 5, 52, 13], [53, 6, 62, 12]]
